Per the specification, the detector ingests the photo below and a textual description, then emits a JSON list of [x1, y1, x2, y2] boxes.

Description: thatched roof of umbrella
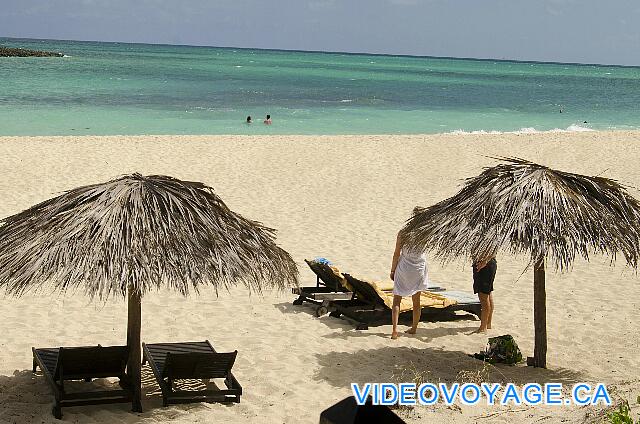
[[401, 157, 640, 270], [0, 173, 298, 411], [0, 173, 298, 297], [399, 157, 640, 368]]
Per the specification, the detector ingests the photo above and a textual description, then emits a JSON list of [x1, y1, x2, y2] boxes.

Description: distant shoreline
[[1, 129, 638, 141], [0, 125, 637, 138], [0, 126, 626, 138], [0, 45, 63, 57]]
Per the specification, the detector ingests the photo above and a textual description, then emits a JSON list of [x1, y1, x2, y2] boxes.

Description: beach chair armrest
[[225, 372, 242, 394]]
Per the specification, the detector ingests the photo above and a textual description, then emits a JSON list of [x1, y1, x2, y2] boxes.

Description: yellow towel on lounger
[[326, 264, 354, 291], [318, 262, 455, 313], [351, 275, 456, 313]]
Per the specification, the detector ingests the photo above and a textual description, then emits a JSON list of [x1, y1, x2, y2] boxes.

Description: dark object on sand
[[0, 173, 298, 416], [142, 340, 242, 406], [0, 46, 63, 57], [319, 396, 405, 424], [32, 345, 132, 419], [472, 334, 523, 365], [400, 157, 640, 368]]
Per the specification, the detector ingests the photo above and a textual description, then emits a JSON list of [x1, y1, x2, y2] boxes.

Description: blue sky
[[1, 0, 639, 65]]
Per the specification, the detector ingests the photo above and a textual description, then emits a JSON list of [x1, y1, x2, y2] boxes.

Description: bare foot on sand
[[405, 328, 417, 335], [391, 332, 399, 340], [471, 328, 487, 334]]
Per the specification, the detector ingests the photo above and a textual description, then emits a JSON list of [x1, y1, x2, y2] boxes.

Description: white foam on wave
[[449, 124, 595, 135], [564, 124, 595, 132], [449, 129, 503, 135]]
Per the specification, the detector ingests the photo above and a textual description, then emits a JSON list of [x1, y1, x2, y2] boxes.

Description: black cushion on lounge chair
[[32, 345, 132, 419], [319, 396, 406, 424], [305, 259, 349, 292], [342, 274, 387, 306], [142, 340, 242, 406]]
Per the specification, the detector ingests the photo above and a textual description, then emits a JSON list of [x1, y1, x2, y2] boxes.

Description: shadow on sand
[[275, 300, 477, 332], [313, 346, 590, 389], [277, 300, 588, 387], [320, 325, 480, 342], [0, 365, 231, 422]]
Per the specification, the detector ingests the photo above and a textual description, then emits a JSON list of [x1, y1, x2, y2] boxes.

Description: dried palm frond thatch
[[0, 173, 298, 411], [400, 158, 640, 368], [0, 173, 298, 298], [401, 157, 640, 270]]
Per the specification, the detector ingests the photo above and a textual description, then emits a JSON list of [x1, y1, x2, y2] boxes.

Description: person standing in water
[[263, 114, 272, 125], [390, 229, 429, 339], [472, 255, 497, 333], [246, 116, 252, 124]]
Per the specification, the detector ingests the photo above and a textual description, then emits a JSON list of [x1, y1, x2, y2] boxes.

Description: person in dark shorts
[[472, 256, 497, 333]]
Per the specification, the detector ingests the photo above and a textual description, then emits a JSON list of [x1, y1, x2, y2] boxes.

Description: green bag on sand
[[473, 335, 523, 365]]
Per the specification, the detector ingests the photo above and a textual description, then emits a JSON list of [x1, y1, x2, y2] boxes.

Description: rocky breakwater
[[0, 46, 63, 57]]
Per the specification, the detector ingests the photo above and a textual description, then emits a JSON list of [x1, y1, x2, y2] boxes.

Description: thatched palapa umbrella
[[0, 174, 298, 411], [400, 158, 640, 368]]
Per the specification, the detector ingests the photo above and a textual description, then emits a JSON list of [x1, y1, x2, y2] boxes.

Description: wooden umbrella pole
[[127, 284, 143, 412], [532, 256, 547, 368]]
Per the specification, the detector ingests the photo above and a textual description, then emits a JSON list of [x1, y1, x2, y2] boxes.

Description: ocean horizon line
[[3, 35, 640, 70]]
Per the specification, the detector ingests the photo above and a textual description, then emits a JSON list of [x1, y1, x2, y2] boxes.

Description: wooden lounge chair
[[324, 273, 481, 330], [292, 259, 356, 315], [142, 340, 241, 406], [31, 345, 132, 419]]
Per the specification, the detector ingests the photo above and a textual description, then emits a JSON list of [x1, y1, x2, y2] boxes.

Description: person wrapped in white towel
[[389, 228, 429, 339]]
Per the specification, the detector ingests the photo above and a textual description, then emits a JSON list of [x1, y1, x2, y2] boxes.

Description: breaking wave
[[449, 124, 595, 135]]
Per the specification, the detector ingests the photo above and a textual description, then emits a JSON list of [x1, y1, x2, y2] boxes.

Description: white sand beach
[[0, 131, 639, 423]]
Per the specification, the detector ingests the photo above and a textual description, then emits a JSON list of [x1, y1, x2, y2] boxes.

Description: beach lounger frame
[[31, 345, 132, 419], [325, 274, 482, 330], [292, 259, 355, 315], [142, 340, 242, 406]]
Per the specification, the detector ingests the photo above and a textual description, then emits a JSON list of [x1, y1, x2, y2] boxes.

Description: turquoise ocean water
[[1, 37, 639, 136]]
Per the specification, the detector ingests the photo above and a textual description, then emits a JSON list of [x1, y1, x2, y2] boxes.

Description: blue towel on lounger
[[313, 257, 331, 265]]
